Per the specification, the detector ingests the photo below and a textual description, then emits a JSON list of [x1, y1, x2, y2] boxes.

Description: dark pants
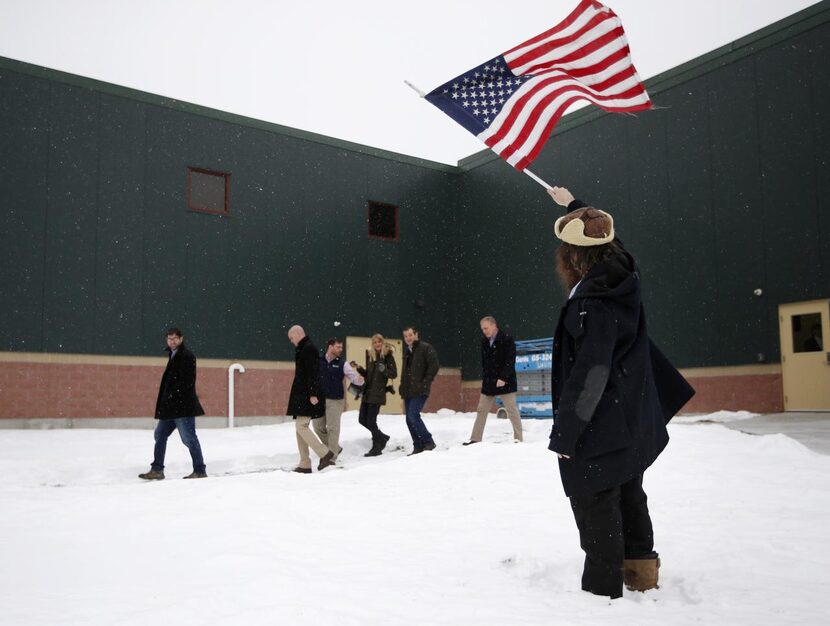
[[151, 417, 206, 473], [358, 402, 387, 442], [404, 394, 433, 450], [568, 474, 654, 599]]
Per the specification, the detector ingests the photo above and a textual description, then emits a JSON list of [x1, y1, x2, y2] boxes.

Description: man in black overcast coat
[[139, 327, 207, 480], [287, 325, 334, 473], [464, 315, 523, 444]]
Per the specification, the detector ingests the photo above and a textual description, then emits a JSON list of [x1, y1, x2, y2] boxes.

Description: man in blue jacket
[[316, 337, 363, 460]]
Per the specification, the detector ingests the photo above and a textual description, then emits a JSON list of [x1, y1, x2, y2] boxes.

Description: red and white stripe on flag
[[480, 0, 651, 171]]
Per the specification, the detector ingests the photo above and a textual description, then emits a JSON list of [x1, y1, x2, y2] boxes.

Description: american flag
[[425, 0, 651, 171]]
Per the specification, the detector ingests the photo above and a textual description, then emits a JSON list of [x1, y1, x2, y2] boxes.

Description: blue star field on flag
[[425, 56, 530, 136]]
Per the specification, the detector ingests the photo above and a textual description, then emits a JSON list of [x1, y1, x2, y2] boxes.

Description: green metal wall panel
[[140, 107, 192, 354], [42, 83, 99, 353], [94, 95, 146, 354], [0, 71, 49, 351], [453, 155, 562, 376], [813, 24, 830, 294], [706, 57, 768, 365], [756, 31, 822, 364], [662, 76, 721, 367], [617, 112, 676, 362]]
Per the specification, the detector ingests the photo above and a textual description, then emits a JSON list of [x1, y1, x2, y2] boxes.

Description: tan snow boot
[[623, 557, 660, 592]]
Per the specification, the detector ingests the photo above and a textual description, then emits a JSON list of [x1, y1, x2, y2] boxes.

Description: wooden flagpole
[[405, 80, 552, 190]]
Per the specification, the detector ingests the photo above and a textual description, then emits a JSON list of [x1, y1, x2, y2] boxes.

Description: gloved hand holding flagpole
[[407, 0, 652, 190]]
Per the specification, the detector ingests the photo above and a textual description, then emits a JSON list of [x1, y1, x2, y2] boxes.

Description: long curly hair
[[555, 240, 626, 291]]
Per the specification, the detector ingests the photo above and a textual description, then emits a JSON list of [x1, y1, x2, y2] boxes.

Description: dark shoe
[[183, 472, 207, 479], [318, 451, 335, 471], [293, 467, 312, 474], [407, 448, 424, 456], [423, 442, 436, 451], [364, 439, 384, 457], [462, 440, 479, 446], [379, 434, 390, 452], [138, 470, 165, 480]]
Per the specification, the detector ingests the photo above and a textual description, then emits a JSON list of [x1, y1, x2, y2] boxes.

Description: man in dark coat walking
[[464, 316, 523, 445], [139, 328, 207, 480], [547, 186, 694, 599], [287, 325, 335, 473], [399, 326, 440, 455]]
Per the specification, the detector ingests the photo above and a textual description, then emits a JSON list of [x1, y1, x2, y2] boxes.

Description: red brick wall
[[423, 370, 463, 412], [461, 385, 482, 412], [1, 355, 785, 420], [0, 356, 464, 419], [0, 356, 294, 419], [230, 368, 295, 417], [0, 362, 162, 419], [458, 369, 785, 415], [682, 372, 784, 414]]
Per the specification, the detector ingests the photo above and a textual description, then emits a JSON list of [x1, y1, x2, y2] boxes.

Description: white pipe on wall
[[227, 363, 246, 428]]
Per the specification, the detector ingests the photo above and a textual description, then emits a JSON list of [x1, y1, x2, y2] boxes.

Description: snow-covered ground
[[1, 411, 828, 626]]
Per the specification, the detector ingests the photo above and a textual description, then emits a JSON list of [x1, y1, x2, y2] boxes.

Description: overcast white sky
[[0, 0, 822, 165]]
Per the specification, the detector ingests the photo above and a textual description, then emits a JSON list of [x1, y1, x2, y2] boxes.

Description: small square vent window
[[188, 167, 230, 215], [368, 201, 398, 240]]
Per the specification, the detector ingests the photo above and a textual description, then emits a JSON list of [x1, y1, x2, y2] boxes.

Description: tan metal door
[[778, 299, 830, 410], [344, 336, 404, 414]]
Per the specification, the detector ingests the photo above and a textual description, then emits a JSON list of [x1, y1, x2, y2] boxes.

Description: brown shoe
[[624, 556, 660, 592], [183, 472, 207, 479], [138, 470, 165, 480], [293, 467, 312, 474], [423, 442, 436, 451], [318, 451, 335, 471]]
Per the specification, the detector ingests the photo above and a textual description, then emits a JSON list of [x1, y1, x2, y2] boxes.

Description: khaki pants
[[313, 402, 343, 458], [295, 416, 330, 469], [470, 392, 523, 442]]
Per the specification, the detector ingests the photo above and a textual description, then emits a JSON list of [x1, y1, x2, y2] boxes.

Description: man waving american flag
[[425, 0, 651, 173]]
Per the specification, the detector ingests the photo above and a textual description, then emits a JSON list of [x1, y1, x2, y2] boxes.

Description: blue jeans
[[151, 417, 206, 473], [404, 394, 433, 450]]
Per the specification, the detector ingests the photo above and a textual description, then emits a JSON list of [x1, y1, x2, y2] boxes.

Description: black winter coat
[[287, 336, 326, 418], [548, 250, 694, 497], [356, 346, 397, 405], [400, 340, 440, 399], [481, 330, 518, 395], [155, 344, 205, 420]]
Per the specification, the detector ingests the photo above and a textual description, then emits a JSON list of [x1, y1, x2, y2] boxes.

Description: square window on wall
[[368, 200, 398, 240], [188, 167, 230, 215]]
